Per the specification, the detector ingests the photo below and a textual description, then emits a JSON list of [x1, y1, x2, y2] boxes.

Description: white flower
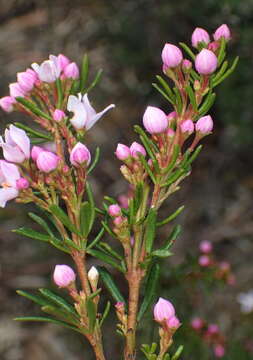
[[67, 93, 115, 130], [31, 55, 61, 83], [237, 290, 253, 314]]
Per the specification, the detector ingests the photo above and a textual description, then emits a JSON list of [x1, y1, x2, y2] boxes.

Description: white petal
[[31, 63, 40, 73], [1, 143, 25, 164], [0, 161, 20, 187], [0, 187, 19, 207], [9, 125, 30, 158], [49, 54, 61, 77], [86, 104, 115, 130], [82, 94, 96, 119], [67, 95, 80, 112]]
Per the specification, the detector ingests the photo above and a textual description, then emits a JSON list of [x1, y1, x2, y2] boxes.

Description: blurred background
[[0, 0, 253, 359]]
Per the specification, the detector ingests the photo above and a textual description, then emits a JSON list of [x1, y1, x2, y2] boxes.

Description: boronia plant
[[0, 24, 237, 360]]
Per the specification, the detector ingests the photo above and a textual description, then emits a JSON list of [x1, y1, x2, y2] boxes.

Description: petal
[[49, 54, 61, 77], [1, 144, 25, 163], [0, 187, 19, 208], [86, 104, 115, 130], [31, 63, 40, 73], [39, 61, 57, 82], [9, 125, 30, 158], [5, 129, 15, 146], [82, 94, 96, 120], [67, 95, 80, 112], [0, 161, 20, 187]]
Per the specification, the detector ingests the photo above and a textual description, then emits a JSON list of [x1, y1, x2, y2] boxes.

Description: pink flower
[[182, 59, 192, 72], [16, 177, 29, 190], [166, 316, 180, 330], [154, 297, 175, 322], [167, 128, 175, 138], [180, 119, 194, 134], [167, 111, 177, 123], [143, 106, 168, 134], [70, 142, 91, 167], [207, 323, 219, 335], [57, 54, 70, 71], [31, 55, 61, 83], [0, 125, 30, 163], [191, 317, 203, 330], [130, 142, 146, 158], [17, 71, 36, 92], [191, 27, 210, 48], [53, 109, 65, 122], [36, 151, 60, 173], [64, 62, 79, 79], [31, 146, 44, 161], [114, 216, 124, 226], [108, 204, 121, 217], [115, 144, 131, 160], [195, 115, 213, 134], [0, 96, 16, 113], [199, 240, 213, 254], [9, 83, 26, 98], [214, 344, 225, 358], [67, 93, 115, 130], [0, 160, 21, 207], [195, 49, 218, 75], [213, 24, 231, 41], [162, 44, 183, 68], [198, 255, 211, 267], [53, 264, 76, 287]]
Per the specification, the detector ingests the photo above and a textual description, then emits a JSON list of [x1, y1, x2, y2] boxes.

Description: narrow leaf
[[13, 227, 50, 242], [17, 290, 48, 306], [87, 147, 100, 174], [86, 69, 103, 93], [171, 345, 184, 360], [100, 301, 111, 326], [39, 288, 77, 316], [86, 298, 96, 332], [87, 227, 105, 250], [152, 83, 174, 105], [185, 85, 197, 111], [14, 316, 82, 333], [157, 206, 185, 226], [87, 249, 124, 272], [97, 267, 126, 304], [14, 123, 52, 140], [16, 97, 51, 120], [145, 209, 157, 254], [80, 54, 89, 92], [179, 42, 196, 60], [49, 204, 81, 235]]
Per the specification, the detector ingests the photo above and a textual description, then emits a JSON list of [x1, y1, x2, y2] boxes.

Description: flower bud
[[53, 264, 76, 287], [130, 142, 146, 158], [31, 146, 44, 161], [36, 151, 60, 173], [154, 297, 175, 322], [64, 62, 79, 79], [191, 27, 210, 48], [213, 24, 231, 41], [195, 49, 218, 75], [143, 106, 168, 134], [167, 111, 177, 123], [9, 82, 26, 98], [182, 59, 192, 73], [195, 115, 213, 134], [198, 255, 211, 267], [208, 41, 219, 52], [207, 323, 219, 335], [162, 44, 183, 68], [53, 109, 65, 122], [108, 204, 121, 217], [166, 316, 180, 330], [17, 71, 35, 92], [70, 142, 91, 167], [0, 96, 15, 112], [57, 54, 70, 71], [199, 240, 213, 254], [115, 144, 131, 160], [114, 216, 123, 226], [167, 128, 175, 138], [180, 119, 194, 134], [88, 266, 99, 290], [191, 317, 203, 330], [16, 177, 29, 190], [214, 344, 225, 358]]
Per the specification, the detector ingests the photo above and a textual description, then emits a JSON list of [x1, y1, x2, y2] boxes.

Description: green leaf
[[185, 85, 197, 111], [86, 69, 103, 93], [14, 123, 52, 140], [49, 204, 81, 235], [101, 220, 117, 238], [162, 224, 181, 250], [56, 78, 63, 108], [86, 298, 97, 332], [28, 212, 54, 237], [63, 237, 82, 251], [97, 242, 123, 261], [79, 54, 89, 93], [39, 289, 77, 316], [144, 209, 157, 254], [179, 42, 196, 60], [100, 301, 111, 327], [80, 201, 94, 237], [137, 262, 160, 321], [213, 56, 239, 87], [217, 37, 226, 66], [163, 144, 180, 174], [173, 87, 183, 114], [198, 92, 216, 117], [152, 83, 174, 105], [187, 145, 202, 165], [87, 147, 100, 174], [17, 290, 48, 306], [16, 97, 51, 120], [155, 76, 175, 101], [157, 206, 185, 227], [14, 316, 82, 333], [13, 227, 50, 242], [41, 305, 79, 326], [151, 249, 172, 258], [87, 227, 105, 250], [211, 60, 228, 84], [139, 154, 157, 184], [97, 266, 126, 304], [87, 249, 124, 272], [171, 345, 184, 360]]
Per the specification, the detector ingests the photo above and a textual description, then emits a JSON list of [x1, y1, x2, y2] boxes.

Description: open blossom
[[17, 71, 36, 92], [67, 93, 115, 130], [31, 55, 61, 83], [0, 160, 21, 208], [57, 54, 70, 71], [64, 62, 79, 79], [0, 125, 30, 163]]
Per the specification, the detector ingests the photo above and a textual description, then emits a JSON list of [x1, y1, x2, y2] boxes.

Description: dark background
[[0, 0, 253, 359]]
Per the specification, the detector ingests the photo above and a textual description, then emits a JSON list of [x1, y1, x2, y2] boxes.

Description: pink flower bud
[[219, 261, 230, 272], [53, 109, 65, 122], [130, 142, 146, 158], [191, 317, 203, 330], [70, 142, 91, 167], [57, 54, 70, 71], [118, 194, 129, 209], [191, 27, 210, 48], [166, 316, 180, 330], [199, 240, 213, 254], [9, 82, 26, 98], [115, 302, 125, 311], [180, 119, 194, 134], [108, 204, 121, 217], [114, 216, 123, 226], [167, 111, 177, 123], [214, 344, 225, 358], [195, 115, 213, 134], [195, 49, 218, 75], [64, 62, 79, 79], [36, 151, 60, 173], [26, 68, 38, 81], [208, 41, 219, 52], [207, 323, 219, 335], [17, 71, 35, 92], [0, 96, 16, 112], [31, 146, 44, 161], [182, 59, 192, 73], [213, 24, 231, 41], [143, 106, 168, 134], [16, 177, 29, 190], [167, 128, 175, 138], [198, 255, 211, 267], [154, 297, 175, 322], [162, 44, 183, 68], [53, 264, 76, 287], [115, 144, 131, 160]]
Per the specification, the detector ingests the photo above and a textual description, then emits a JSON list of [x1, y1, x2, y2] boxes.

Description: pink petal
[[0, 187, 19, 207], [9, 125, 30, 158], [0, 161, 20, 187]]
